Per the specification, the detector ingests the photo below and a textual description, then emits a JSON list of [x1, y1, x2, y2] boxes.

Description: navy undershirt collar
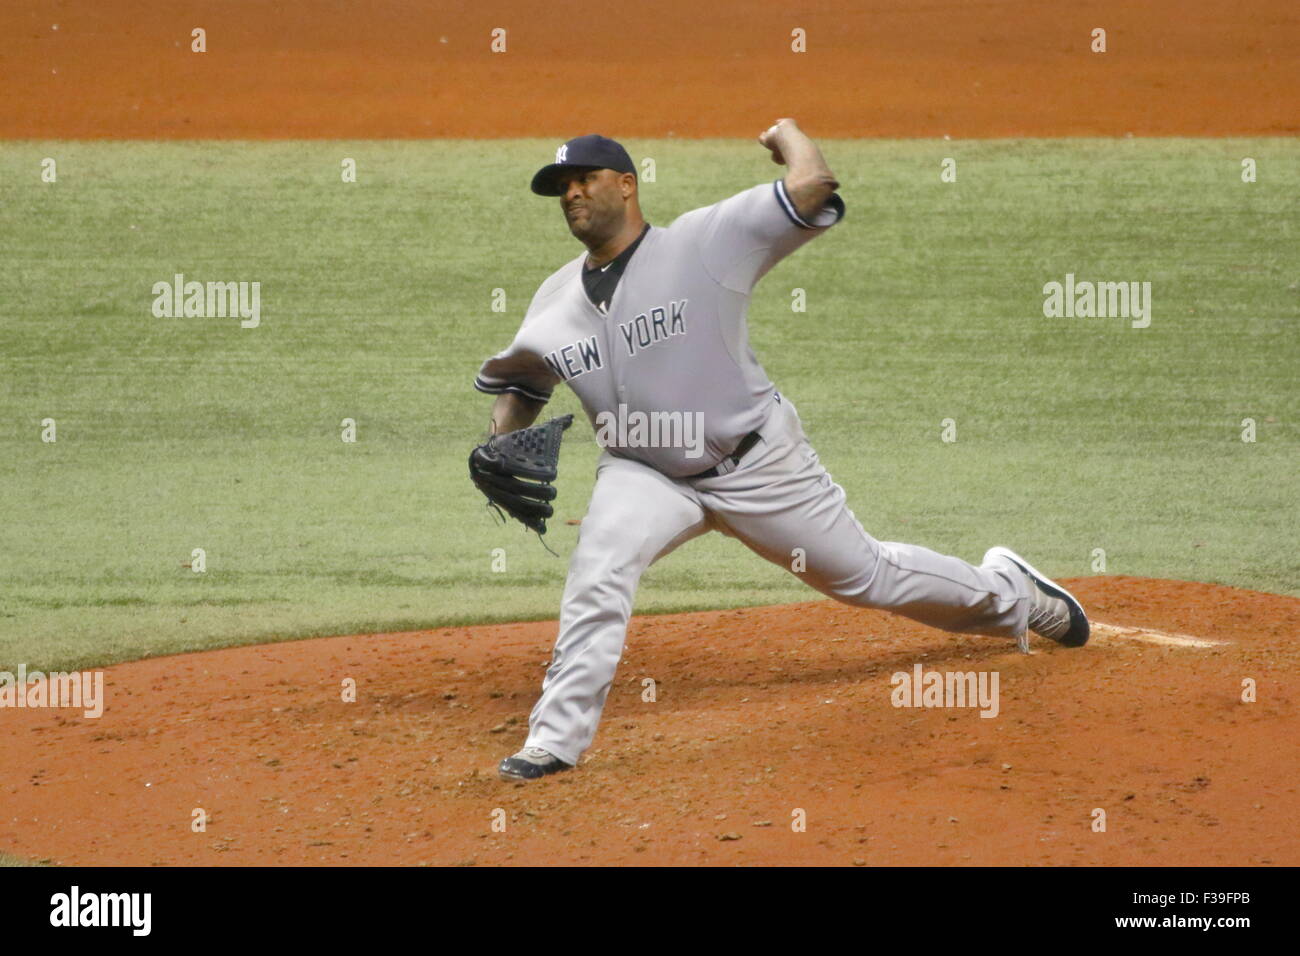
[[582, 223, 650, 314]]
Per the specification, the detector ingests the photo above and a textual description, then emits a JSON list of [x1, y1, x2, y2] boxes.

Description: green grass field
[[0, 851, 41, 866], [1, 139, 1295, 673]]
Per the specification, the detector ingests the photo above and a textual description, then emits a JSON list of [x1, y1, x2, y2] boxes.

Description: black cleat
[[498, 746, 573, 781], [984, 546, 1090, 649]]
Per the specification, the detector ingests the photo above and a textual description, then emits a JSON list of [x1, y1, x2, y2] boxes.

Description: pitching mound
[[1, 577, 1295, 866]]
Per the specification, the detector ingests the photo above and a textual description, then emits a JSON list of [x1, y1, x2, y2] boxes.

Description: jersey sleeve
[[474, 344, 558, 404], [687, 180, 846, 293], [473, 283, 566, 404]]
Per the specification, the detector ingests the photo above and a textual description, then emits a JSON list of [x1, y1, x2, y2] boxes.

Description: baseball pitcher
[[471, 120, 1090, 781]]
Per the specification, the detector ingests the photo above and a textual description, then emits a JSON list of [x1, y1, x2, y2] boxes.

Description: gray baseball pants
[[525, 395, 1032, 765]]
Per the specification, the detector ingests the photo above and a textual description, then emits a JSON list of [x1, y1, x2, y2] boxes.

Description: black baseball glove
[[469, 414, 574, 536]]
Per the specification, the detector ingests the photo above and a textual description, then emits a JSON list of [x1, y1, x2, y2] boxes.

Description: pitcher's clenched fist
[[758, 117, 796, 164]]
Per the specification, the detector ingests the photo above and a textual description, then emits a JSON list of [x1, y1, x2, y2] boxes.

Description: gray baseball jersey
[[475, 179, 846, 477]]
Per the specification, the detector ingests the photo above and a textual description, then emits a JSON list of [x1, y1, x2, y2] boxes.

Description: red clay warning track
[[2, 0, 1297, 139]]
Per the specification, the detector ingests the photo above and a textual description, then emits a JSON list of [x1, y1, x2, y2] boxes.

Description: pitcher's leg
[[854, 537, 1031, 636], [698, 400, 1031, 637], [525, 455, 708, 765]]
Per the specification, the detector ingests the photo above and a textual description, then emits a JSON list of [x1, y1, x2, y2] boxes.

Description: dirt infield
[[3, 0, 1297, 138], [1, 578, 1295, 866]]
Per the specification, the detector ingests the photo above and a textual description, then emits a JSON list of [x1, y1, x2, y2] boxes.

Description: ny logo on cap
[[556, 144, 569, 163]]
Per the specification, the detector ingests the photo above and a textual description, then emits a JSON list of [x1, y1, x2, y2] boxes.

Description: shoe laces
[[1027, 596, 1070, 639]]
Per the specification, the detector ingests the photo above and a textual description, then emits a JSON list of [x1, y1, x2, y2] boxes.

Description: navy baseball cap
[[530, 134, 636, 196]]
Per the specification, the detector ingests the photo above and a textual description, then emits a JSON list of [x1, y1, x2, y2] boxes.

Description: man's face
[[557, 168, 630, 243]]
